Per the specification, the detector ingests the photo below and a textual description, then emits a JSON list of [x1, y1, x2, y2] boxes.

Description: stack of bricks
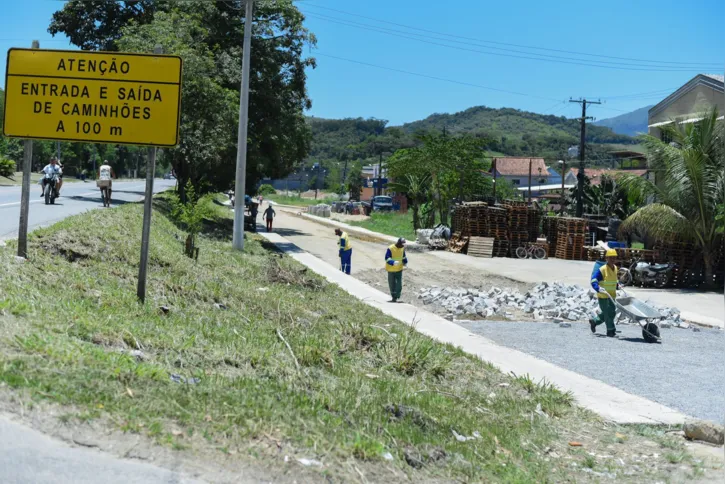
[[555, 217, 587, 260]]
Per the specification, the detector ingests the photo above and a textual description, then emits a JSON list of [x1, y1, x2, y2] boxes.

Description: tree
[[50, 0, 316, 196], [388, 172, 431, 231], [620, 108, 725, 286], [386, 134, 490, 226], [346, 166, 363, 201]]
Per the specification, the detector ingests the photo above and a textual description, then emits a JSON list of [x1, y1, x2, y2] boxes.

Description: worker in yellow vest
[[335, 228, 352, 274], [385, 238, 408, 302], [590, 248, 620, 337]]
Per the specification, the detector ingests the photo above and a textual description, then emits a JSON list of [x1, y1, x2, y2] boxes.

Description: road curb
[[259, 230, 692, 426]]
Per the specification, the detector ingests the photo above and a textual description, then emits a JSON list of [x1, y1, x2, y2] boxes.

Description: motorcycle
[[42, 173, 59, 205], [618, 257, 676, 288]]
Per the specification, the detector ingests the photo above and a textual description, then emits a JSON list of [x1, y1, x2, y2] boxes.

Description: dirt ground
[[273, 209, 541, 323]]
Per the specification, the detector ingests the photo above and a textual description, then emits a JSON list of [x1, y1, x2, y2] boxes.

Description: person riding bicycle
[[39, 157, 62, 198], [97, 161, 116, 207]]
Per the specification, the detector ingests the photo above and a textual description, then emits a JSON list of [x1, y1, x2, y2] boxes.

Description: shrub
[[257, 184, 276, 196]]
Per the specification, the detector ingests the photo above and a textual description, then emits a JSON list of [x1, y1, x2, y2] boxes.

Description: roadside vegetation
[[266, 193, 339, 207], [350, 211, 417, 241], [0, 197, 707, 482]]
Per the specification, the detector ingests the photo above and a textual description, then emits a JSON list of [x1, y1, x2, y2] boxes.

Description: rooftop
[[568, 168, 648, 185], [493, 157, 547, 176]]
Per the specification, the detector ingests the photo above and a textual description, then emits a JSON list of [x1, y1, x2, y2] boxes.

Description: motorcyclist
[[39, 157, 62, 198]]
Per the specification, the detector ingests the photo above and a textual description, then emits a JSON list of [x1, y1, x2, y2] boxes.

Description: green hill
[[304, 106, 638, 177]]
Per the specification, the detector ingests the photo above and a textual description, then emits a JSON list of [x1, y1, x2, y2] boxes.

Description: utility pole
[[527, 158, 532, 203], [569, 98, 600, 217], [16, 40, 39, 259], [559, 159, 566, 214], [492, 158, 497, 202], [376, 149, 383, 197], [136, 45, 163, 303], [232, 0, 254, 251]]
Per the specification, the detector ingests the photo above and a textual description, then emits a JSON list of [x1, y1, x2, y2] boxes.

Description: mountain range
[[593, 105, 652, 137]]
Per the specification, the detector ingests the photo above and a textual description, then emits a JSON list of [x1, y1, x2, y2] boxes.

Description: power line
[[303, 12, 708, 73], [303, 4, 721, 68], [313, 52, 563, 102]]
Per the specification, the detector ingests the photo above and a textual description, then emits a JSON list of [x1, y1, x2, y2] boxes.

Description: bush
[[257, 184, 276, 196], [0, 157, 15, 178]]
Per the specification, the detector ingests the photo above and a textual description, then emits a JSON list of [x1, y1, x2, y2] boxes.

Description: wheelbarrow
[[605, 291, 662, 343]]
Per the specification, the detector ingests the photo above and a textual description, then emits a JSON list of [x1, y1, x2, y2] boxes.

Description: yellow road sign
[[2, 48, 182, 146]]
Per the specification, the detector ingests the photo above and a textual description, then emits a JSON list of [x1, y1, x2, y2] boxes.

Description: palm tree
[[619, 108, 725, 286], [387, 173, 431, 231]]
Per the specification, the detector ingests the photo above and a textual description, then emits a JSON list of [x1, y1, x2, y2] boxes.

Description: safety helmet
[[605, 249, 617, 257]]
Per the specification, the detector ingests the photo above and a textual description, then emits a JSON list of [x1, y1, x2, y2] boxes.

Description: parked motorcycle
[[42, 173, 59, 205], [618, 257, 676, 288]]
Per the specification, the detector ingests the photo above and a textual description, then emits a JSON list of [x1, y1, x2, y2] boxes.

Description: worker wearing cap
[[335, 228, 352, 275], [590, 248, 620, 337], [385, 238, 408, 302]]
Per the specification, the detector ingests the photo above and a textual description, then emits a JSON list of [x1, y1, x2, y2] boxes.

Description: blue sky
[[3, 0, 724, 126]]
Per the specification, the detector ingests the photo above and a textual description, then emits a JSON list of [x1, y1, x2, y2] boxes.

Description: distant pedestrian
[[590, 249, 620, 337], [385, 237, 408, 302], [263, 203, 276, 232], [335, 228, 352, 274]]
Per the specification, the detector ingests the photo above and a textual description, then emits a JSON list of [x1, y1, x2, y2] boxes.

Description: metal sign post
[[16, 40, 39, 259]]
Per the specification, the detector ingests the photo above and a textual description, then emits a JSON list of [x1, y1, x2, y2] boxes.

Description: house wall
[[649, 84, 725, 134]]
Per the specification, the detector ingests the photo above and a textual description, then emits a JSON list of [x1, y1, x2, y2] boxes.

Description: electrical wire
[[313, 52, 564, 102], [303, 3, 721, 68]]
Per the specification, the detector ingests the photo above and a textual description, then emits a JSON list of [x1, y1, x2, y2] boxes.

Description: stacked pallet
[[542, 216, 559, 249], [448, 233, 469, 253], [506, 204, 530, 254], [493, 240, 510, 258], [467, 202, 489, 237], [555, 218, 587, 260], [467, 237, 495, 258], [528, 207, 542, 243]]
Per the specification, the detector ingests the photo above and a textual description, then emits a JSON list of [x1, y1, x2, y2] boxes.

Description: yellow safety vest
[[338, 232, 352, 251], [595, 264, 618, 299], [386, 244, 405, 273]]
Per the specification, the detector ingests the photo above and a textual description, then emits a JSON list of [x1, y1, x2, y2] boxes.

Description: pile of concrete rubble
[[417, 282, 689, 328]]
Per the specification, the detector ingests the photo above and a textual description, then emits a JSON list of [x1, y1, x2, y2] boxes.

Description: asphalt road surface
[[457, 320, 724, 423], [0, 179, 176, 240], [0, 416, 201, 484]]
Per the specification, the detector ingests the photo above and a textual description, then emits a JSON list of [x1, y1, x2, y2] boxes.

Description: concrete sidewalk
[[259, 230, 690, 425]]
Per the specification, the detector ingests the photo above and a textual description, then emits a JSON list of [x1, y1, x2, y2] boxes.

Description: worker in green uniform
[[385, 238, 408, 302], [590, 248, 620, 337]]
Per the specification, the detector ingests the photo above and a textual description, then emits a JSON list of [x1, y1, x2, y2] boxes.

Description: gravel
[[456, 320, 725, 423]]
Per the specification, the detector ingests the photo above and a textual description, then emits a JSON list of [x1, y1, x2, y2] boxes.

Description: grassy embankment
[[350, 211, 417, 241], [266, 193, 339, 207], [0, 195, 705, 482]]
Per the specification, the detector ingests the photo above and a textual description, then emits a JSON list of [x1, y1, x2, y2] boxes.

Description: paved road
[[0, 179, 176, 240], [457, 320, 724, 423], [0, 415, 201, 483]]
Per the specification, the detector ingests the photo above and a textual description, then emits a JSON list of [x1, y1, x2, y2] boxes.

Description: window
[[660, 129, 672, 144], [511, 179, 521, 186]]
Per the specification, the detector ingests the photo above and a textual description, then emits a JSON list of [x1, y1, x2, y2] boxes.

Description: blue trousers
[[340, 249, 352, 274]]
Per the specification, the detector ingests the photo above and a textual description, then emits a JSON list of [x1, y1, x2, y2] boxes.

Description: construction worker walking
[[590, 249, 620, 337], [385, 238, 408, 302], [335, 228, 352, 274]]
